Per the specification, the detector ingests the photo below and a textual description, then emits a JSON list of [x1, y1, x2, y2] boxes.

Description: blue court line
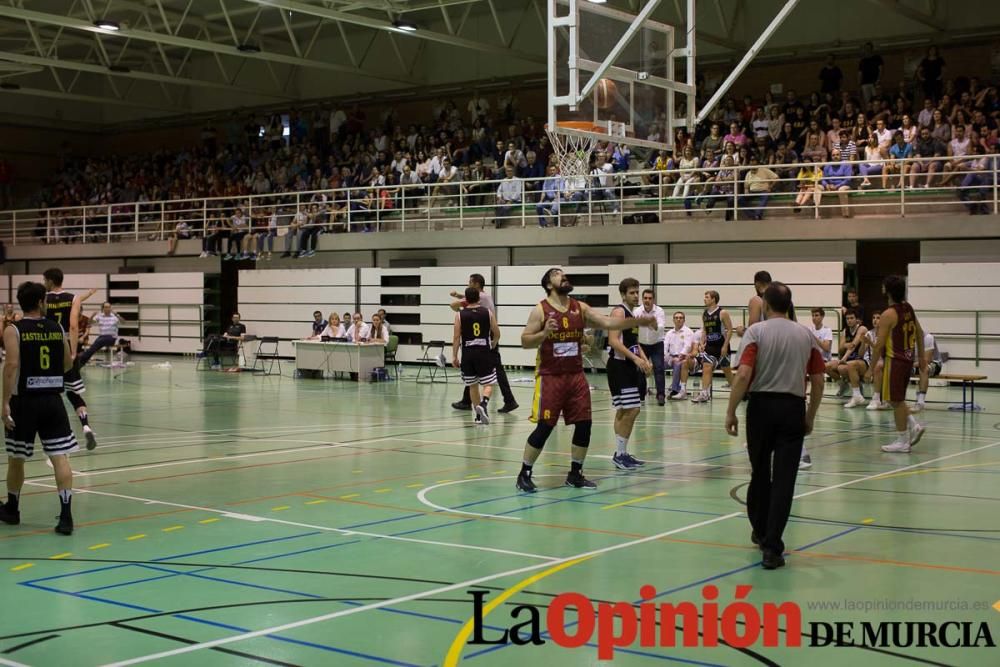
[[465, 526, 861, 662]]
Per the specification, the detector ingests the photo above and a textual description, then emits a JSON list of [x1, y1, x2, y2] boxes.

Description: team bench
[[912, 373, 989, 412]]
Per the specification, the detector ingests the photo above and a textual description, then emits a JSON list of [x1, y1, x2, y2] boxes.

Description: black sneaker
[[565, 471, 597, 489], [516, 470, 537, 493], [84, 425, 97, 451], [497, 402, 519, 413], [452, 401, 472, 411], [622, 453, 645, 467], [0, 502, 20, 525], [761, 550, 785, 570], [55, 513, 73, 536]]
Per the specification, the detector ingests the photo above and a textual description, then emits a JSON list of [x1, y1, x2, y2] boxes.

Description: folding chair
[[415, 340, 448, 384], [384, 334, 401, 380], [252, 336, 282, 376]]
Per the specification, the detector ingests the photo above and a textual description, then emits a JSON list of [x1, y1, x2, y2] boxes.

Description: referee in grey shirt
[[725, 283, 825, 570]]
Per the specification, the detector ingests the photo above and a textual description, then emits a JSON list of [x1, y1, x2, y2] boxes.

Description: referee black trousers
[[460, 348, 514, 405], [745, 392, 805, 554]]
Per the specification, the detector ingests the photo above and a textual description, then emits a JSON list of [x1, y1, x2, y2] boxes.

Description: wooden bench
[[913, 373, 988, 412]]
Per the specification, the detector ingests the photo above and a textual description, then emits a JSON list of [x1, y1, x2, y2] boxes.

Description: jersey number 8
[[562, 316, 569, 329], [472, 322, 481, 336]]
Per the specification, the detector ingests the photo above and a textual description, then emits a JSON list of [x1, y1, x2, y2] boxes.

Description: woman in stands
[[930, 109, 951, 143]]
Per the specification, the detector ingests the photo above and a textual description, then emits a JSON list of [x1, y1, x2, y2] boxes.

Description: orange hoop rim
[[544, 121, 607, 133]]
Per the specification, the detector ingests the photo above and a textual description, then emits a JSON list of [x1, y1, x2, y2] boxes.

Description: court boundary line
[[96, 437, 1000, 666]]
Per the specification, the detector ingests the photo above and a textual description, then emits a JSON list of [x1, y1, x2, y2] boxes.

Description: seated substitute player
[[452, 288, 501, 425], [864, 311, 892, 411], [516, 269, 655, 492], [833, 308, 869, 407], [0, 282, 79, 535], [911, 330, 942, 413], [607, 278, 653, 470]]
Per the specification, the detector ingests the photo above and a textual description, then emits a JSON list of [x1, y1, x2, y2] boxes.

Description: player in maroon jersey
[[869, 275, 927, 453], [516, 268, 656, 492]]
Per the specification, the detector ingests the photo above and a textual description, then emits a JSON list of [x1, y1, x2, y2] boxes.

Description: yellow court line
[[10, 563, 34, 572], [993, 600, 1000, 613], [435, 479, 454, 483], [464, 474, 480, 479], [404, 483, 424, 489], [162, 525, 184, 532], [442, 556, 592, 667], [304, 499, 327, 505], [49, 552, 72, 560], [351, 470, 363, 474], [126, 534, 146, 541], [492, 470, 506, 474], [198, 518, 221, 524], [339, 494, 360, 500], [272, 506, 291, 511], [373, 488, 392, 494], [862, 518, 876, 524], [601, 491, 668, 510], [89, 543, 111, 550]]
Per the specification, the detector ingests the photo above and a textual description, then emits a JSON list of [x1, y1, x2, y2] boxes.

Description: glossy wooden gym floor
[[1, 360, 998, 667]]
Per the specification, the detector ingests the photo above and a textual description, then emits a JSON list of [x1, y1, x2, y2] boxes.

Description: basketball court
[[1, 360, 997, 666]]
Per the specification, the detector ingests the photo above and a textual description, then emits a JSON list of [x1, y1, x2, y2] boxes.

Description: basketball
[[595, 78, 617, 109]]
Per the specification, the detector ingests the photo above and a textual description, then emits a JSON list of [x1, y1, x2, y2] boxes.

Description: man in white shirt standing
[[637, 289, 668, 405], [664, 311, 697, 400]]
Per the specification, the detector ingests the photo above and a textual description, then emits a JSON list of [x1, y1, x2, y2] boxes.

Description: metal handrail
[[1, 154, 996, 245]]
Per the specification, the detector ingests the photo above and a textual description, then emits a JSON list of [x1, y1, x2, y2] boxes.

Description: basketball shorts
[[530, 372, 592, 426], [64, 360, 86, 396], [606, 358, 642, 410], [5, 393, 79, 460], [881, 356, 914, 403], [912, 361, 942, 377], [698, 349, 730, 370], [460, 348, 497, 386]]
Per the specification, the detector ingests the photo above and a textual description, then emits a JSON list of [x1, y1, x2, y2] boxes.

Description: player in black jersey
[[42, 268, 96, 450], [0, 282, 78, 535], [452, 288, 501, 425], [693, 290, 734, 403], [607, 278, 652, 470]]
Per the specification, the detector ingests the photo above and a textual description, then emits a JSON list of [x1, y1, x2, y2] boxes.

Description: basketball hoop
[[545, 121, 626, 179]]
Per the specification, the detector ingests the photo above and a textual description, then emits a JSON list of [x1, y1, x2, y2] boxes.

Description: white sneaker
[[881, 441, 911, 453], [799, 454, 813, 469], [866, 399, 882, 411], [435, 353, 447, 368], [911, 402, 925, 413], [908, 422, 925, 448], [690, 391, 710, 403], [844, 396, 866, 408], [670, 389, 688, 400]]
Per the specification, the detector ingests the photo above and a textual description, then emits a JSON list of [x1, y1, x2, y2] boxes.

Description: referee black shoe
[[0, 502, 20, 525], [452, 401, 472, 411], [515, 470, 537, 493], [761, 550, 785, 570], [497, 402, 519, 413], [565, 471, 597, 489], [55, 513, 73, 536]]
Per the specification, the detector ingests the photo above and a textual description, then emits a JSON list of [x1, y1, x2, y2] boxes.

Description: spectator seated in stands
[[203, 312, 247, 369], [255, 207, 278, 260], [740, 156, 778, 220], [493, 166, 522, 229], [821, 149, 854, 217], [958, 143, 992, 214], [78, 302, 121, 366], [166, 219, 192, 256]]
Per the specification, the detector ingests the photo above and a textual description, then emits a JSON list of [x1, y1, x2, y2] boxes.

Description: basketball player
[[864, 311, 891, 411], [834, 308, 869, 407], [516, 269, 655, 492], [452, 287, 500, 425], [734, 271, 771, 337], [42, 268, 96, 450], [0, 282, 78, 535], [607, 278, 653, 470], [911, 330, 942, 412], [692, 290, 734, 403], [870, 275, 927, 453]]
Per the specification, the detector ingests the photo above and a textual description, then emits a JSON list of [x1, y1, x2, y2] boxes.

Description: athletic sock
[[520, 462, 533, 476], [916, 391, 926, 405], [78, 412, 89, 427], [7, 491, 19, 510], [570, 459, 583, 475], [58, 489, 72, 514], [897, 429, 910, 444], [907, 415, 919, 430], [852, 388, 862, 398], [481, 396, 490, 408], [872, 392, 882, 403], [615, 434, 628, 456]]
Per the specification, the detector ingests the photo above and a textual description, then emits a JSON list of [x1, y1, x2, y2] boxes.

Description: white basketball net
[[545, 129, 598, 179]]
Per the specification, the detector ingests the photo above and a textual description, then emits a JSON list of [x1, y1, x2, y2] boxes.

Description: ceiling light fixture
[[94, 19, 120, 31], [391, 20, 417, 32]]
